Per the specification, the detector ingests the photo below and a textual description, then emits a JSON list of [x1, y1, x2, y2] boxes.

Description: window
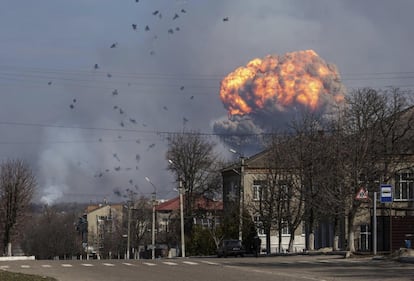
[[252, 180, 266, 201], [281, 220, 290, 235], [252, 185, 261, 201], [253, 215, 264, 235], [359, 224, 371, 251], [394, 170, 414, 201]]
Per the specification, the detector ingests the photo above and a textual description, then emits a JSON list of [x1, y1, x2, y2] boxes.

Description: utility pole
[[126, 201, 131, 259], [179, 178, 186, 257], [373, 192, 377, 255], [230, 148, 245, 242], [145, 176, 158, 260], [239, 156, 245, 242], [168, 159, 186, 258], [152, 192, 156, 260]]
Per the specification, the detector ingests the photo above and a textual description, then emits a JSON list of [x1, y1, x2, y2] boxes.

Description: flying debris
[[135, 154, 140, 162], [190, 95, 194, 99], [175, 27, 180, 31], [113, 105, 118, 110], [168, 29, 174, 34], [107, 73, 112, 78], [163, 106, 168, 110], [132, 24, 137, 30], [129, 179, 133, 185], [153, 10, 159, 15], [119, 108, 124, 114], [120, 121, 125, 127], [142, 123, 147, 127], [147, 143, 155, 150], [180, 86, 185, 90], [150, 50, 155, 56], [145, 25, 150, 31], [135, 0, 139, 2], [112, 89, 119, 96], [181, 9, 186, 13], [113, 189, 122, 197], [114, 166, 121, 171], [118, 135, 122, 139], [110, 42, 118, 48], [223, 17, 229, 22], [183, 117, 189, 123], [94, 64, 99, 69], [69, 104, 74, 109], [99, 138, 103, 142], [105, 169, 110, 172], [47, 81, 52, 85], [113, 153, 120, 162], [173, 13, 179, 20], [129, 118, 137, 124], [73, 99, 77, 103], [136, 139, 141, 144]]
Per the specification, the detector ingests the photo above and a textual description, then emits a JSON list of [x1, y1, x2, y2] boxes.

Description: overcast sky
[[1, 0, 413, 204]]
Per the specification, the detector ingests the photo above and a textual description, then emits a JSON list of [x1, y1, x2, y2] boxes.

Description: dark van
[[217, 239, 245, 257]]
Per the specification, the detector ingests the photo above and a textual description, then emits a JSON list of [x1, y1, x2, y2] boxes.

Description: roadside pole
[[373, 192, 377, 255]]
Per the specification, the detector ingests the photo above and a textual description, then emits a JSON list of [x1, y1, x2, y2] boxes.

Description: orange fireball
[[220, 50, 345, 116]]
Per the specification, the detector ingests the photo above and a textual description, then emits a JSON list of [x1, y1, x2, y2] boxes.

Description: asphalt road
[[1, 255, 413, 281]]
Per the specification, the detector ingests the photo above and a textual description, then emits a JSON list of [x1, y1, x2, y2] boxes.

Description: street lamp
[[145, 176, 157, 260], [124, 202, 132, 260], [230, 148, 245, 242], [168, 159, 185, 258]]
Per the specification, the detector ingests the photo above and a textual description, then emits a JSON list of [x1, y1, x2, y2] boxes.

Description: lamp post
[[168, 159, 185, 257], [230, 148, 245, 242], [125, 202, 132, 259], [145, 177, 157, 260], [178, 178, 185, 257]]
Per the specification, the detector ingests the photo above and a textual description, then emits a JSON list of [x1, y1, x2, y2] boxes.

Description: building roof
[[85, 203, 124, 214], [156, 195, 223, 212]]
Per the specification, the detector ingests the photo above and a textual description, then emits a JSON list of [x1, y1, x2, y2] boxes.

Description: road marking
[[163, 261, 178, 266], [143, 262, 156, 266], [182, 261, 198, 265], [81, 263, 94, 267], [200, 260, 219, 265], [103, 263, 115, 267], [21, 265, 30, 268], [122, 262, 134, 266], [41, 265, 52, 268], [0, 265, 10, 269], [61, 264, 73, 267]]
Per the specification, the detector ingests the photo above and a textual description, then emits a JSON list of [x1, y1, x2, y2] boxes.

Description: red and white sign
[[355, 187, 368, 200]]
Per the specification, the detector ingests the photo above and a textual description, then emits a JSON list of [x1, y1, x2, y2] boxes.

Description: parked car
[[217, 239, 245, 257]]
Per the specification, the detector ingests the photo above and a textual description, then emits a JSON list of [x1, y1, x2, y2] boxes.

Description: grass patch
[[0, 271, 57, 281]]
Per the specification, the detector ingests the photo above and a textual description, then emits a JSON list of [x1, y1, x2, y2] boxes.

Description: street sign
[[355, 187, 368, 200], [380, 184, 393, 203]]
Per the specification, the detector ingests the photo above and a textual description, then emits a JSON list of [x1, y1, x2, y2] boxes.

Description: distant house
[[157, 195, 223, 230], [155, 194, 223, 254], [85, 203, 124, 258]]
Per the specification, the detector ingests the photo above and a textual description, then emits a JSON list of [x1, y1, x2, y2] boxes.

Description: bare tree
[[166, 131, 219, 215], [336, 87, 413, 252], [0, 159, 36, 256], [21, 206, 82, 259]]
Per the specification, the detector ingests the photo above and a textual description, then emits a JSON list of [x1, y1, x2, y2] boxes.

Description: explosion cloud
[[214, 50, 346, 152]]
